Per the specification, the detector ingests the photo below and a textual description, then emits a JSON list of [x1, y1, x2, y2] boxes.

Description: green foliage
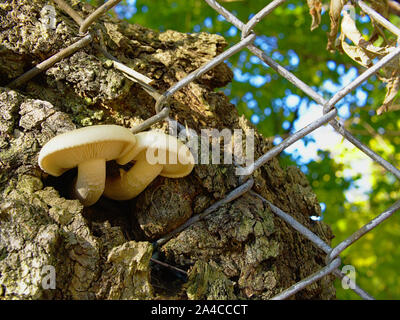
[[91, 0, 400, 299]]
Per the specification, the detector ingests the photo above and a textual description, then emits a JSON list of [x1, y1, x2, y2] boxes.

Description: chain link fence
[[7, 0, 400, 300]]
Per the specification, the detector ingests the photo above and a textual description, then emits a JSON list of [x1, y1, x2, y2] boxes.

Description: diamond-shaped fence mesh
[[8, 0, 400, 300]]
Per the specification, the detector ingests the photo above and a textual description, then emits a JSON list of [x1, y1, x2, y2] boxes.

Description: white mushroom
[[104, 131, 195, 201], [38, 125, 137, 206]]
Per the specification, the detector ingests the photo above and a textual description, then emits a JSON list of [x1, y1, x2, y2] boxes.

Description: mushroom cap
[[124, 131, 195, 178], [38, 125, 137, 176]]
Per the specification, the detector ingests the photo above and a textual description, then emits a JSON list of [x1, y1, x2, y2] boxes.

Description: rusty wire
[[7, 0, 400, 300]]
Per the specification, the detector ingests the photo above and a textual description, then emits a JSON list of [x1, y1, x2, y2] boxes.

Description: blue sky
[[277, 68, 373, 204]]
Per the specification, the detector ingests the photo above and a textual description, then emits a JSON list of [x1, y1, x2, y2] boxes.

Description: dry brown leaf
[[341, 40, 373, 67], [307, 0, 323, 31], [341, 6, 365, 45], [327, 0, 399, 115], [364, 0, 390, 43], [327, 0, 346, 51], [377, 103, 400, 114], [341, 5, 387, 55], [374, 46, 400, 115], [377, 72, 400, 115], [366, 0, 389, 18]]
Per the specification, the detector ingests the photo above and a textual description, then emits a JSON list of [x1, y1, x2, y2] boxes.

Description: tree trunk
[[0, 0, 335, 299]]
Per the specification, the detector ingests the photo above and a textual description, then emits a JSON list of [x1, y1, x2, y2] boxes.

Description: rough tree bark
[[0, 0, 335, 300]]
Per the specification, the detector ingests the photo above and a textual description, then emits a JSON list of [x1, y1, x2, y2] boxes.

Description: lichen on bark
[[0, 0, 335, 300]]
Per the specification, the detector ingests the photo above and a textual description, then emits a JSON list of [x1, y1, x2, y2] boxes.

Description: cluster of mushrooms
[[38, 125, 195, 206]]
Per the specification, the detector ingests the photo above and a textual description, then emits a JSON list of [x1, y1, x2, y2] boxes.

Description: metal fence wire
[[7, 0, 400, 300]]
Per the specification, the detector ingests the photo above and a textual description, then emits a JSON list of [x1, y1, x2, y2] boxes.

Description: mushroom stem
[[74, 158, 106, 206], [104, 152, 163, 200]]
